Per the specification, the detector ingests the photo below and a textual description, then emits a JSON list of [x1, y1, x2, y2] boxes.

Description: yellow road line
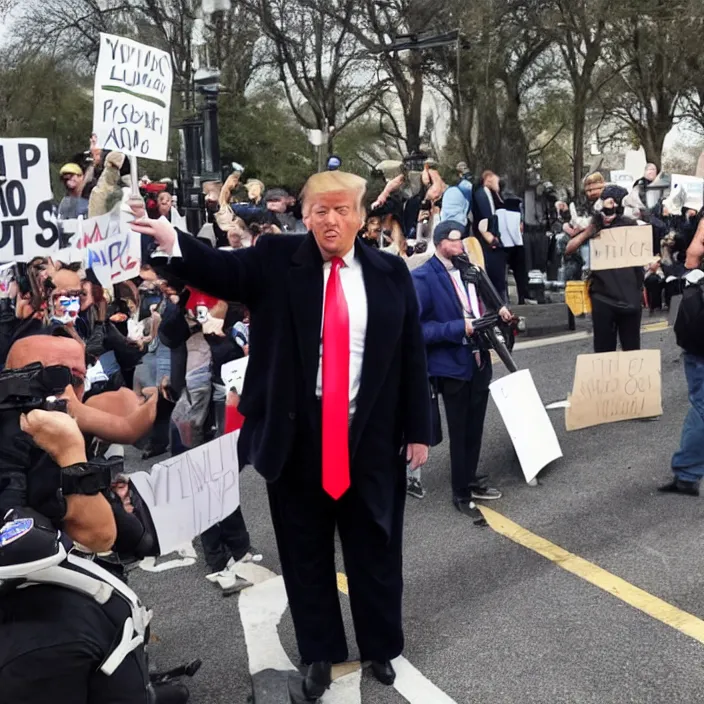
[[479, 505, 704, 645], [337, 572, 349, 595], [642, 320, 669, 333]]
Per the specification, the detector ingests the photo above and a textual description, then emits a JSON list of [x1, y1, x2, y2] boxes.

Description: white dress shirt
[[315, 247, 368, 415], [165, 236, 368, 414]]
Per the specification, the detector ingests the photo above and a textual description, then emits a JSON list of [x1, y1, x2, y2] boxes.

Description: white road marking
[[239, 574, 296, 674], [138, 541, 197, 572], [392, 656, 458, 703], [322, 670, 362, 704], [237, 569, 458, 703]]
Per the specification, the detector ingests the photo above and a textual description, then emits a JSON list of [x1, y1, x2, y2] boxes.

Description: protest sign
[[610, 170, 635, 194], [93, 33, 173, 161], [565, 350, 662, 431], [130, 432, 240, 556], [86, 229, 141, 286], [589, 225, 653, 271], [490, 370, 562, 483], [671, 174, 704, 211], [221, 356, 249, 395], [0, 138, 59, 261]]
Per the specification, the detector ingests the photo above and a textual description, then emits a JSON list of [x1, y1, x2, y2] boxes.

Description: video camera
[[451, 254, 518, 373], [0, 363, 70, 414]]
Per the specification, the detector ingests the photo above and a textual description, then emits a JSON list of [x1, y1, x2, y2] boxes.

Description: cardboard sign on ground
[[589, 225, 653, 271], [566, 350, 662, 431], [490, 369, 563, 483]]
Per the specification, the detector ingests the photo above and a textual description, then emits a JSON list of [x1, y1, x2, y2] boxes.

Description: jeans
[[672, 353, 704, 482]]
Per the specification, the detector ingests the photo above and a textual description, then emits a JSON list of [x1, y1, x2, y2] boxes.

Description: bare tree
[[253, 0, 386, 146]]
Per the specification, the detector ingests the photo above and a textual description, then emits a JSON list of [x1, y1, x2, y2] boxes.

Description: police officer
[[0, 335, 168, 703]]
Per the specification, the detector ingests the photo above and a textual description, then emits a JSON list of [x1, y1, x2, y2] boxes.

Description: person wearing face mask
[[566, 185, 645, 353]]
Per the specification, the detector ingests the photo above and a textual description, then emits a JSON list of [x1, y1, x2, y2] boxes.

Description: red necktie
[[322, 257, 350, 500]]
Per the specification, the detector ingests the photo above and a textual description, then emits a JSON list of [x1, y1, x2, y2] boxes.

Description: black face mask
[[601, 206, 617, 217]]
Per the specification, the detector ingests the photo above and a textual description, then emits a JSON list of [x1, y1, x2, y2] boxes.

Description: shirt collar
[[434, 251, 455, 271], [324, 245, 358, 270]]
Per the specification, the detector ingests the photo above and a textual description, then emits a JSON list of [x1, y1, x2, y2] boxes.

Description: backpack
[[674, 277, 704, 356]]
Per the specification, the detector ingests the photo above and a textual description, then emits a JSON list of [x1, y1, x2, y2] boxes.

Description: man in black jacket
[[132, 171, 431, 700]]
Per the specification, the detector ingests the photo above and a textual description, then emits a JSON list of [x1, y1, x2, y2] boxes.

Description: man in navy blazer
[[132, 171, 431, 701], [412, 220, 512, 515]]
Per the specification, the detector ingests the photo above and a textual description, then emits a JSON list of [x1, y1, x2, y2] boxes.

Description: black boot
[[302, 661, 332, 700]]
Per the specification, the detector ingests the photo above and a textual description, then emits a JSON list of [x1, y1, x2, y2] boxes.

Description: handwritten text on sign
[[93, 33, 173, 161], [589, 225, 653, 271], [129, 432, 240, 556], [566, 350, 662, 431], [0, 138, 59, 261], [86, 230, 141, 287]]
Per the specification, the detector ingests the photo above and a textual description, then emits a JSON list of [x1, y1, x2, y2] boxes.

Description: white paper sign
[[610, 170, 635, 194], [93, 33, 173, 161], [85, 229, 141, 286], [490, 369, 563, 483], [0, 138, 59, 261], [130, 432, 240, 556], [221, 356, 249, 394], [671, 174, 704, 211]]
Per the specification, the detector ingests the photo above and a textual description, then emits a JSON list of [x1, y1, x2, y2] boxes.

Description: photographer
[[0, 334, 188, 703], [0, 347, 147, 702], [412, 220, 512, 515]]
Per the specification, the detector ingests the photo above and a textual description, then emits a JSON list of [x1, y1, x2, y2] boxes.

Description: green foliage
[[0, 51, 93, 191], [218, 88, 314, 191]]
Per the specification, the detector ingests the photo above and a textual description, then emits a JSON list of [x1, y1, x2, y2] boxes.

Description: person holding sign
[[130, 171, 431, 700], [566, 185, 645, 353]]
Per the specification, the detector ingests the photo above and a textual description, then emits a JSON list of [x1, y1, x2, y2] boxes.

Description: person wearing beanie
[[566, 184, 646, 352], [412, 220, 513, 513]]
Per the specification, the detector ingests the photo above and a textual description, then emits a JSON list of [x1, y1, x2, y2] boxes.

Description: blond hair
[[583, 172, 605, 187], [301, 171, 367, 216]]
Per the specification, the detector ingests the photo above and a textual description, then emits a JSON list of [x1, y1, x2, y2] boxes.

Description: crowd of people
[[2, 136, 704, 703]]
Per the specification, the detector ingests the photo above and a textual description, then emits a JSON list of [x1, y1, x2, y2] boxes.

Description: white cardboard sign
[[490, 369, 563, 483], [93, 33, 173, 161], [671, 174, 704, 211], [0, 138, 59, 261], [85, 229, 141, 286], [130, 432, 241, 556], [221, 356, 249, 394]]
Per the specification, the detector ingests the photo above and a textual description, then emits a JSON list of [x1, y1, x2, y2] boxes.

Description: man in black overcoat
[[131, 171, 431, 700]]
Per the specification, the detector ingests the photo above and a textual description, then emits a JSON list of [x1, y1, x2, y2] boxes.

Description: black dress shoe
[[658, 479, 700, 496], [302, 661, 332, 700], [370, 660, 396, 686]]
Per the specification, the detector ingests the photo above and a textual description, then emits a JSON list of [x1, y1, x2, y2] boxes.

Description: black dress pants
[[267, 445, 405, 664], [591, 297, 642, 353], [505, 245, 530, 304], [440, 364, 492, 499]]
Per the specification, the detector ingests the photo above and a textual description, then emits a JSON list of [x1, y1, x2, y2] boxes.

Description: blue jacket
[[440, 179, 473, 224], [412, 256, 478, 381]]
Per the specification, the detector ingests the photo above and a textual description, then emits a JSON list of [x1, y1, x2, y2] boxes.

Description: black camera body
[[0, 363, 71, 414]]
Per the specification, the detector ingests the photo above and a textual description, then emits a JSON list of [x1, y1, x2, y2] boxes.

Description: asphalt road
[[128, 323, 703, 704]]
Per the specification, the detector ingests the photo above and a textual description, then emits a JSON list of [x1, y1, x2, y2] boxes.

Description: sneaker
[[470, 485, 502, 501], [657, 479, 699, 497], [407, 477, 426, 499]]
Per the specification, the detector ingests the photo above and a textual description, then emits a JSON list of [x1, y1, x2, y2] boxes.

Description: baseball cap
[[327, 155, 342, 170], [433, 220, 465, 245], [60, 163, 83, 177]]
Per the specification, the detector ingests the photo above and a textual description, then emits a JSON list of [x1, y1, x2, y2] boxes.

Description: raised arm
[[130, 216, 264, 306]]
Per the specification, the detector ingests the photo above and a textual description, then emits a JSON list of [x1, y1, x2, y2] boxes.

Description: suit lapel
[[430, 255, 463, 317], [287, 234, 324, 404], [350, 242, 402, 457]]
